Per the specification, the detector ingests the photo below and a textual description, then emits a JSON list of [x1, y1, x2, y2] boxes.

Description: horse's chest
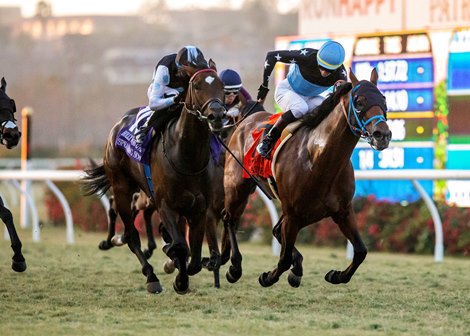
[[165, 179, 209, 214]]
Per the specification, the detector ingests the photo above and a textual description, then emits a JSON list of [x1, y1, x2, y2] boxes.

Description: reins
[[161, 67, 219, 176]]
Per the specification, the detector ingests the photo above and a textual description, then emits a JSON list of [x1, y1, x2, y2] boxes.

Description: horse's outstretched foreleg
[[98, 195, 117, 250], [222, 212, 243, 283], [325, 207, 367, 285], [114, 189, 162, 294], [272, 215, 303, 288], [221, 181, 254, 283], [259, 215, 298, 287], [187, 214, 206, 277], [160, 201, 190, 294], [142, 207, 157, 259], [201, 209, 221, 288], [0, 197, 26, 272]]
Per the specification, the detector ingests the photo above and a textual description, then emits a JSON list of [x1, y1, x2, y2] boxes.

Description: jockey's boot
[[257, 110, 296, 158], [135, 110, 157, 144]]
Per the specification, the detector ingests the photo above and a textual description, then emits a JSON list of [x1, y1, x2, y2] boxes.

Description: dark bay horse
[[0, 77, 24, 272], [95, 99, 264, 288], [82, 65, 226, 294], [222, 68, 391, 287]]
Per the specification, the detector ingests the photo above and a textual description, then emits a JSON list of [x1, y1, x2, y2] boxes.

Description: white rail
[[1, 169, 469, 262]]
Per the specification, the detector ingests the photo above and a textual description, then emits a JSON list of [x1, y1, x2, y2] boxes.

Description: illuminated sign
[[352, 145, 434, 202], [352, 32, 435, 201], [448, 29, 470, 96]]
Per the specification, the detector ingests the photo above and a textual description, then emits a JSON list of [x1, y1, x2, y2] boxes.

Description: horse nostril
[[372, 131, 383, 140], [207, 114, 215, 121]]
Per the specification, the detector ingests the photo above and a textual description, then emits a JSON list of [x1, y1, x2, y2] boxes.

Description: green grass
[[0, 226, 469, 336]]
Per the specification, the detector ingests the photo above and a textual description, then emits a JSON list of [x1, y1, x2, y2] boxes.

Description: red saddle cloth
[[243, 113, 282, 179]]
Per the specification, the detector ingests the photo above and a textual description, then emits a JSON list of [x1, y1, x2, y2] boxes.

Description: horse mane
[[300, 82, 353, 130]]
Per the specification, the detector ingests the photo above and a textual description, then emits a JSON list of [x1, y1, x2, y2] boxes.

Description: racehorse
[[82, 63, 226, 294], [95, 100, 264, 288], [221, 68, 391, 287], [0, 77, 24, 272]]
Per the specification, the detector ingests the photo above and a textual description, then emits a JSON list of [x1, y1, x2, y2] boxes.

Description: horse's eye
[[354, 96, 366, 110]]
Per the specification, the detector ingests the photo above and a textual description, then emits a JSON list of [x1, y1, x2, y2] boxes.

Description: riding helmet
[[317, 41, 345, 70], [220, 69, 242, 90], [175, 45, 208, 68]]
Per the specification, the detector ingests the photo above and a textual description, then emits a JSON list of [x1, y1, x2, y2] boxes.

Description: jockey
[[219, 68, 252, 119], [135, 45, 208, 143], [256, 40, 347, 158]]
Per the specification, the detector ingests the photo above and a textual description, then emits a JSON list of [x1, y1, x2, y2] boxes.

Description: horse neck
[[174, 107, 211, 162], [306, 97, 359, 167]]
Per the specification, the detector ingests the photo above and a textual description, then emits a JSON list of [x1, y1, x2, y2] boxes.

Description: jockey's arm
[[148, 65, 177, 111], [261, 49, 311, 88]]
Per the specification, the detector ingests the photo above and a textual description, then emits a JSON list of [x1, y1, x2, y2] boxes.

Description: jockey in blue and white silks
[[256, 41, 348, 158]]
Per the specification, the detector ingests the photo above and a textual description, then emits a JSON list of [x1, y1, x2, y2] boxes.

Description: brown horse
[[82, 64, 226, 294], [0, 77, 24, 272], [95, 99, 264, 288], [222, 68, 391, 287]]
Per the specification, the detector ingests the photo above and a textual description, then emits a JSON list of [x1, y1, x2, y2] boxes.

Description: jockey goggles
[[224, 89, 240, 96]]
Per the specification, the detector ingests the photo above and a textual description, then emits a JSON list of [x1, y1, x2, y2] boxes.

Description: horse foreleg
[[326, 207, 367, 285], [98, 195, 117, 250], [159, 201, 190, 294], [222, 212, 243, 283], [272, 216, 303, 288], [114, 190, 162, 294], [143, 207, 156, 259], [259, 216, 298, 287], [201, 209, 221, 288], [187, 215, 206, 277], [0, 198, 26, 272]]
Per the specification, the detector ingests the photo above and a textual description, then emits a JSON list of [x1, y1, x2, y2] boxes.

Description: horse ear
[[1, 77, 6, 92], [370, 67, 379, 85], [208, 58, 217, 71], [349, 67, 359, 86]]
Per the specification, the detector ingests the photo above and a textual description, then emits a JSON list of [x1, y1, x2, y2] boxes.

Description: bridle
[[0, 100, 19, 146], [343, 81, 387, 144], [183, 68, 225, 123], [161, 68, 225, 176]]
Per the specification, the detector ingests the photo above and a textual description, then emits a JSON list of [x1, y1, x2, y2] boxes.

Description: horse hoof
[[258, 272, 273, 287], [98, 241, 112, 250], [163, 260, 175, 274], [324, 270, 342, 284], [147, 281, 163, 294], [287, 270, 302, 288], [111, 235, 125, 246], [226, 266, 241, 283], [173, 281, 190, 295], [12, 260, 27, 273]]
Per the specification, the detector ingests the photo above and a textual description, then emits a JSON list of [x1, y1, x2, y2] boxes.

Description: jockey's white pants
[[275, 78, 330, 119]]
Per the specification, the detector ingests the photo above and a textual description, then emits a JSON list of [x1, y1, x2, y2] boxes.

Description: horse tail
[[80, 163, 111, 197]]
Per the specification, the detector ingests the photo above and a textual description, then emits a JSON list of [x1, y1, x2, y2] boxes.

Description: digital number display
[[353, 58, 433, 85]]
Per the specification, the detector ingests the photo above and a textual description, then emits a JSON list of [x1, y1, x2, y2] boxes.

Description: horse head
[[346, 68, 391, 151], [0, 78, 21, 149], [183, 60, 226, 133]]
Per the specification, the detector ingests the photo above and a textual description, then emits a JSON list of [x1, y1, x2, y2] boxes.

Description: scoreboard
[[351, 32, 435, 202]]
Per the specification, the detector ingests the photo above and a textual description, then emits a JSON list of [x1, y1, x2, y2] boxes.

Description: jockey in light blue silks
[[256, 40, 348, 158]]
